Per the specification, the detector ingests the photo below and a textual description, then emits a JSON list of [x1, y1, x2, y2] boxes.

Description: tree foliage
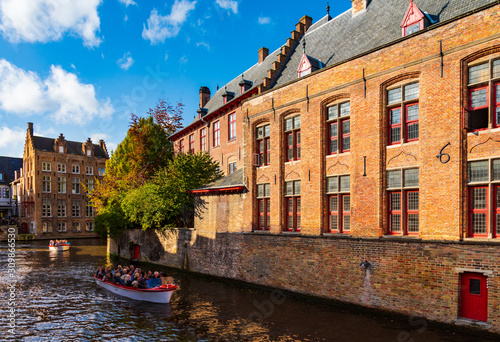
[[90, 98, 220, 237], [121, 152, 222, 230]]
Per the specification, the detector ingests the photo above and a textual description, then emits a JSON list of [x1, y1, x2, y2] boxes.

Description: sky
[[0, 0, 353, 158]]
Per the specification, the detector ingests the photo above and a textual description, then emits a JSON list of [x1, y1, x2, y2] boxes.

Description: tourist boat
[[48, 243, 70, 251], [94, 276, 177, 304]]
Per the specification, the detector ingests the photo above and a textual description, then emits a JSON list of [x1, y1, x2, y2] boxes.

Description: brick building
[[18, 122, 108, 238], [166, 0, 500, 332]]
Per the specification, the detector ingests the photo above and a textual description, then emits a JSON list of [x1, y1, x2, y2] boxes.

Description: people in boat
[[161, 272, 175, 285], [147, 271, 162, 288]]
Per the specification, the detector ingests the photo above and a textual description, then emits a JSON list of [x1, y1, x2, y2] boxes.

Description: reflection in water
[[0, 239, 494, 341]]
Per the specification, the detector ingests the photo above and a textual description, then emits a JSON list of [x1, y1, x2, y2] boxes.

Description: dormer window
[[297, 53, 322, 78], [222, 87, 235, 104], [239, 76, 253, 93], [401, 1, 428, 37], [59, 146, 64, 153], [86, 149, 91, 157]]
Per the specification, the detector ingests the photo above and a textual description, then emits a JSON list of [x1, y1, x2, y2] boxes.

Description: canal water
[[0, 238, 495, 341]]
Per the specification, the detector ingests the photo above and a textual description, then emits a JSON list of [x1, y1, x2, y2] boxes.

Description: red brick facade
[[165, 0, 500, 332]]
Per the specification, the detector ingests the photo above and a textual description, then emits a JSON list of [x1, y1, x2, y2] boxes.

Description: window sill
[[281, 231, 301, 235], [386, 140, 419, 149], [284, 160, 301, 165], [256, 165, 270, 170], [326, 152, 351, 158], [381, 235, 421, 240], [249, 230, 272, 235], [228, 138, 237, 143]]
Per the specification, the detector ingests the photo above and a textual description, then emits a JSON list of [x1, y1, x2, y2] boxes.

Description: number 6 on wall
[[436, 142, 451, 164]]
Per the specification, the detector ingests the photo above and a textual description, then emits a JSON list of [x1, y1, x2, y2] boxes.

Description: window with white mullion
[[256, 183, 270, 231], [386, 168, 419, 235], [284, 116, 300, 161], [326, 175, 350, 234], [387, 83, 419, 145], [255, 124, 270, 167], [284, 180, 301, 232], [468, 158, 500, 237], [327, 101, 350, 154]]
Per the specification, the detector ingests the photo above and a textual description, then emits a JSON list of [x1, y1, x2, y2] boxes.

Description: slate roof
[[32, 136, 108, 158], [274, 0, 498, 86], [194, 168, 244, 191], [0, 156, 23, 184]]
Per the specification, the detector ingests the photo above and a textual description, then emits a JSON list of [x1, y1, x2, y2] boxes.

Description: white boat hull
[[48, 245, 70, 251], [94, 277, 177, 304]]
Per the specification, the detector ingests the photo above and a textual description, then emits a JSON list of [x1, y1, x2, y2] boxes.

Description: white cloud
[[179, 56, 188, 64], [124, 14, 128, 21], [164, 52, 169, 61], [119, 0, 136, 7], [258, 16, 270, 24], [0, 126, 25, 151], [70, 63, 76, 70], [196, 41, 210, 50], [117, 52, 134, 70], [90, 132, 110, 142], [0, 0, 102, 47], [142, 0, 196, 44], [0, 59, 113, 125], [216, 0, 238, 14]]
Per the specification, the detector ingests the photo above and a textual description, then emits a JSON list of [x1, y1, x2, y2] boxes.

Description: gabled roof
[[32, 136, 108, 158], [0, 156, 23, 184], [401, 0, 425, 27], [274, 0, 498, 86]]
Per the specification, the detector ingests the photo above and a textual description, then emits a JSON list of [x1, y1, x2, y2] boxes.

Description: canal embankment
[[109, 228, 500, 336]]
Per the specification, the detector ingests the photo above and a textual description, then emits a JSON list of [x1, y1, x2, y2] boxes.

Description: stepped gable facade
[[17, 122, 108, 238], [166, 0, 500, 332]]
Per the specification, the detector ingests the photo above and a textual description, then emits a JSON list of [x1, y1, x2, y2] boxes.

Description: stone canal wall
[[109, 229, 500, 333]]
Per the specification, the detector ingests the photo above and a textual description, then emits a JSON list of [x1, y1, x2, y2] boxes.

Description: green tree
[[90, 99, 183, 237], [121, 152, 222, 230]]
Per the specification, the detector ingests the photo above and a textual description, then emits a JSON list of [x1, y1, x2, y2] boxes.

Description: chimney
[[298, 15, 313, 33], [352, 0, 368, 17], [199, 86, 211, 108], [99, 139, 108, 156], [259, 47, 269, 64], [27, 122, 33, 136]]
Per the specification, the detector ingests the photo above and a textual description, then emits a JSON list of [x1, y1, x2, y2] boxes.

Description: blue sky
[[0, 0, 352, 158]]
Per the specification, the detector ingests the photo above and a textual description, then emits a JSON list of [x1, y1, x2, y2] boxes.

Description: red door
[[133, 245, 140, 260], [460, 272, 488, 322], [21, 223, 28, 234]]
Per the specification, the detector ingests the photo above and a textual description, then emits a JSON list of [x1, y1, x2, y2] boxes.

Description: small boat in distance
[[48, 240, 70, 251], [94, 276, 177, 303]]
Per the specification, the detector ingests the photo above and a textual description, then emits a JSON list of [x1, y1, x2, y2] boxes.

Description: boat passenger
[[147, 271, 162, 288], [138, 273, 148, 289], [49, 240, 54, 246], [113, 270, 121, 284], [161, 272, 175, 285]]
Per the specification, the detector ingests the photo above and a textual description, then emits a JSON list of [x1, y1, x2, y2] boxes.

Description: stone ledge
[[453, 318, 491, 329]]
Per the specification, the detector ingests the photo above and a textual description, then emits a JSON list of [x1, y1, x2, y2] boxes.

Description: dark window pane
[[469, 279, 481, 295], [391, 214, 401, 232], [285, 118, 293, 131], [343, 136, 350, 151], [330, 139, 338, 154], [494, 60, 500, 78], [472, 213, 487, 234], [264, 125, 270, 137], [407, 123, 419, 140], [405, 23, 420, 35], [294, 116, 301, 129], [408, 214, 419, 233], [408, 192, 419, 211], [330, 196, 338, 212], [391, 127, 401, 144]]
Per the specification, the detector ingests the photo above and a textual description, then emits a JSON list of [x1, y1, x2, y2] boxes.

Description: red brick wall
[[241, 5, 500, 241]]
